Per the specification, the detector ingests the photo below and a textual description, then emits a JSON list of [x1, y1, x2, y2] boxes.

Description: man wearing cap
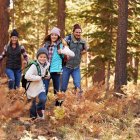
[[0, 29, 28, 89], [61, 24, 88, 94]]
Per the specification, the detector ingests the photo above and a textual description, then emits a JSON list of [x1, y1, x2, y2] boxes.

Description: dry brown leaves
[[0, 76, 140, 139]]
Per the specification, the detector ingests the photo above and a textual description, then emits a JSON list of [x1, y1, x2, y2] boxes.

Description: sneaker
[[37, 110, 43, 117], [41, 110, 45, 119], [37, 110, 45, 120], [31, 116, 37, 120], [55, 100, 63, 106], [76, 89, 83, 99]]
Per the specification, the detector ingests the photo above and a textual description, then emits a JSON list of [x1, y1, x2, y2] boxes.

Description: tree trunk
[[92, 59, 105, 84], [57, 0, 65, 38], [45, 0, 50, 36], [105, 0, 113, 97], [0, 0, 10, 75], [105, 61, 111, 97], [114, 0, 128, 92], [92, 0, 113, 85]]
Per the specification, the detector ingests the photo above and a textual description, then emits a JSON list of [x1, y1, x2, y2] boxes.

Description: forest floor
[[0, 77, 140, 140]]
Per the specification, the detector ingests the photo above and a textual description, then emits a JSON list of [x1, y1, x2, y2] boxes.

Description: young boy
[[25, 47, 50, 120]]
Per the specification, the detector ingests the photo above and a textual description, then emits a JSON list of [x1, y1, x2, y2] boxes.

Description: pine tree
[[57, 0, 66, 37], [114, 0, 128, 92], [0, 0, 10, 52], [0, 0, 10, 75], [80, 0, 117, 85]]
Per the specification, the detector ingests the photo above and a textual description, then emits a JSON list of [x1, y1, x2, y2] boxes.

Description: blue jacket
[[44, 41, 63, 73]]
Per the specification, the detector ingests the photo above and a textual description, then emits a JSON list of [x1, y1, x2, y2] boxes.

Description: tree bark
[[0, 0, 10, 75], [92, 59, 105, 84], [92, 0, 113, 85], [57, 0, 65, 38], [114, 0, 128, 92], [45, 0, 50, 36]]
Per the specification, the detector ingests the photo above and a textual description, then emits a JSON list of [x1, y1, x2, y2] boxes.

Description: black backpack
[[21, 60, 41, 92]]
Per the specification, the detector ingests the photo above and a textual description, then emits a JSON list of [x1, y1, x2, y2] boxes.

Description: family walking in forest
[[0, 24, 88, 120]]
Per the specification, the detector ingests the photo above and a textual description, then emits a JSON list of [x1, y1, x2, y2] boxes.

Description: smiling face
[[38, 53, 48, 64], [10, 36, 18, 44], [73, 29, 82, 40], [50, 33, 59, 43]]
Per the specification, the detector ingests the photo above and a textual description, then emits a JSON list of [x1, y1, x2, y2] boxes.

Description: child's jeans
[[43, 72, 60, 95], [29, 92, 47, 118], [43, 72, 61, 106]]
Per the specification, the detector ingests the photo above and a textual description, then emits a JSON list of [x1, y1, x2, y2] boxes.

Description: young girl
[[0, 29, 28, 89], [43, 27, 75, 106], [25, 47, 50, 119]]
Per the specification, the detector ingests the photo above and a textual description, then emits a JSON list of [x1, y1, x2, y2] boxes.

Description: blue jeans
[[29, 92, 47, 118], [43, 72, 60, 95], [5, 68, 21, 89], [61, 66, 81, 92]]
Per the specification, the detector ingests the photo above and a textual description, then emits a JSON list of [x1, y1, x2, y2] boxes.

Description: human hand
[[57, 49, 62, 54], [66, 55, 71, 60], [61, 38, 67, 46], [44, 75, 50, 79], [22, 60, 28, 69]]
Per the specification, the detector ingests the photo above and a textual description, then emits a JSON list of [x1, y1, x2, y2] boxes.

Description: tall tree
[[80, 0, 116, 86], [114, 0, 128, 92], [45, 0, 50, 35], [57, 0, 66, 37], [0, 0, 10, 75]]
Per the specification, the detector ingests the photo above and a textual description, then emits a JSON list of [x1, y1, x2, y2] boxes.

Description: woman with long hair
[[43, 27, 74, 106], [0, 29, 28, 89]]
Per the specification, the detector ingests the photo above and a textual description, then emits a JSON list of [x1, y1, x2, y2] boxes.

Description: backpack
[[66, 34, 85, 49], [21, 60, 41, 91]]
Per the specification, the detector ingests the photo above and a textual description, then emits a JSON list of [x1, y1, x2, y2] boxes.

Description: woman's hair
[[43, 34, 61, 45], [9, 39, 19, 47], [42, 34, 68, 47]]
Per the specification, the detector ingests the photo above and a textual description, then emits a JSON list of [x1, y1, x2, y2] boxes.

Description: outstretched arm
[[21, 45, 28, 62], [0, 45, 8, 61]]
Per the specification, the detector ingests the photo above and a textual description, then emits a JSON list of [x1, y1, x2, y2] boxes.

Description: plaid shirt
[[48, 44, 55, 63]]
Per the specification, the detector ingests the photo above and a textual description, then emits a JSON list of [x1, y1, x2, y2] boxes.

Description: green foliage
[[9, 0, 58, 59], [9, 0, 140, 81]]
